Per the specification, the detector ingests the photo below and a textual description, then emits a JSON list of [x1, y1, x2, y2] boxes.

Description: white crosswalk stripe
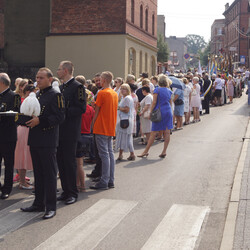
[[141, 204, 210, 250], [0, 195, 42, 239], [34, 198, 137, 250], [0, 198, 210, 249]]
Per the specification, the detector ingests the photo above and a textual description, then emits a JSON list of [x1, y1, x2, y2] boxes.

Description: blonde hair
[[158, 74, 172, 88], [193, 76, 199, 83], [101, 71, 113, 84], [15, 78, 28, 95], [126, 74, 135, 83], [120, 83, 131, 95]]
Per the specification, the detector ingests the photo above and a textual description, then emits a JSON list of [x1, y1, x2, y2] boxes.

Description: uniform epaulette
[[78, 85, 85, 102]]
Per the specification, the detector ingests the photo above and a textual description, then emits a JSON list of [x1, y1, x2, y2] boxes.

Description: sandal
[[116, 155, 123, 161], [159, 154, 166, 158], [137, 153, 149, 158], [127, 155, 136, 161]]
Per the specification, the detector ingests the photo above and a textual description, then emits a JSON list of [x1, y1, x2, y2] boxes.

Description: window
[[131, 0, 135, 23], [152, 14, 155, 35], [145, 53, 148, 72], [151, 56, 156, 76], [139, 51, 142, 74], [140, 5, 143, 28], [128, 48, 136, 76], [145, 9, 148, 31]]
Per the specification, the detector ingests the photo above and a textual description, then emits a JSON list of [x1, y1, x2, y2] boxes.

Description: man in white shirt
[[213, 74, 222, 106]]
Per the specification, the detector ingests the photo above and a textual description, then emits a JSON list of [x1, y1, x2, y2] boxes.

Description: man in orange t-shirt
[[90, 71, 118, 190]]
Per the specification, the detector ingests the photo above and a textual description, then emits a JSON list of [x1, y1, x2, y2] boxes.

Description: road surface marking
[[0, 196, 42, 239], [35, 198, 137, 250], [142, 204, 210, 250]]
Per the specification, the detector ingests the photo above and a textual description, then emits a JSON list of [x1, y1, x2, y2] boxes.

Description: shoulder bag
[[150, 90, 162, 123]]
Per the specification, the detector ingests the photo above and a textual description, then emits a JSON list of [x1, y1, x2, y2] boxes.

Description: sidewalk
[[233, 123, 250, 250], [220, 117, 250, 250]]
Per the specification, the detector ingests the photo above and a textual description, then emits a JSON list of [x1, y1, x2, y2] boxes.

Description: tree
[[157, 34, 169, 63], [186, 34, 207, 55], [199, 41, 211, 66]]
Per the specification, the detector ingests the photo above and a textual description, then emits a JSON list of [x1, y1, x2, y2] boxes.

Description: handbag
[[120, 119, 129, 129], [143, 110, 151, 119], [191, 89, 197, 96], [150, 91, 162, 122], [174, 99, 184, 106]]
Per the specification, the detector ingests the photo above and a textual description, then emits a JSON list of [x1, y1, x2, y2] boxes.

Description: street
[[0, 94, 249, 250]]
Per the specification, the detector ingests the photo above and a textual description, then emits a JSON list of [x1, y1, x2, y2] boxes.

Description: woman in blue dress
[[138, 75, 173, 158]]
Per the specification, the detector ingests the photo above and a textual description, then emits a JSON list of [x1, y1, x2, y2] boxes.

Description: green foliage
[[199, 41, 211, 66], [186, 34, 207, 55], [157, 34, 169, 63]]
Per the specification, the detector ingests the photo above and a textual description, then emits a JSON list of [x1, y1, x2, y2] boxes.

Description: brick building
[[165, 36, 187, 71], [0, 0, 157, 81], [211, 19, 225, 55], [46, 0, 158, 79], [223, 0, 250, 67]]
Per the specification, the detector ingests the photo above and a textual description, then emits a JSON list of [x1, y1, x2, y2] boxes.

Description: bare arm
[[150, 93, 158, 113]]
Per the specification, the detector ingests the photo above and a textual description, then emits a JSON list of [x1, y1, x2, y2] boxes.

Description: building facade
[[211, 19, 225, 55], [165, 36, 187, 71], [46, 0, 157, 79], [0, 0, 157, 81], [0, 0, 50, 80], [223, 0, 250, 67]]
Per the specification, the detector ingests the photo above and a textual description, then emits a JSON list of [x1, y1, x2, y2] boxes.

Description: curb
[[220, 117, 250, 250]]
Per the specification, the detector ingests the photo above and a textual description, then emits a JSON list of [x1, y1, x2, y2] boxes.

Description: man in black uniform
[[202, 73, 212, 114], [21, 68, 65, 219], [0, 73, 21, 199], [56, 61, 86, 205]]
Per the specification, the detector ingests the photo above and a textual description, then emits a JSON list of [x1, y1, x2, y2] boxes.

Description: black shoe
[[65, 197, 77, 205], [43, 210, 56, 219], [57, 194, 67, 201], [89, 182, 108, 190], [84, 159, 96, 164], [1, 193, 9, 199], [21, 205, 45, 212], [86, 173, 100, 178], [92, 177, 101, 182], [108, 182, 115, 188]]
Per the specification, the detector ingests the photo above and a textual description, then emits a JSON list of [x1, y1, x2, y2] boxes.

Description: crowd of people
[[0, 61, 249, 220]]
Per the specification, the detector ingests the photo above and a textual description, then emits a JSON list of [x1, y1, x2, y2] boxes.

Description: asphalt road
[[0, 93, 249, 250]]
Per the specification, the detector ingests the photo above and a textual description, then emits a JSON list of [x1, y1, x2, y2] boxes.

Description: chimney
[[225, 3, 229, 11]]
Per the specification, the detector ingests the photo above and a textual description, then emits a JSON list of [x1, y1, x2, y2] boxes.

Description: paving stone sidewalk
[[234, 137, 250, 250]]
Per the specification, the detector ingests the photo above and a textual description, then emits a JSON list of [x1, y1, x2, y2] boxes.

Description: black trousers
[[202, 95, 210, 114], [57, 141, 78, 198], [0, 142, 16, 194], [30, 147, 57, 211], [90, 134, 102, 177]]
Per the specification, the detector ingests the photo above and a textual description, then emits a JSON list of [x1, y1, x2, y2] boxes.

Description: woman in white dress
[[183, 78, 192, 125], [114, 77, 123, 102], [139, 86, 153, 144], [115, 84, 136, 161], [190, 77, 201, 123]]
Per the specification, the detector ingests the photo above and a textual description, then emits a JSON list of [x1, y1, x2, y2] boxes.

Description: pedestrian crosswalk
[[0, 197, 210, 250], [0, 195, 42, 239], [35, 199, 137, 250], [141, 204, 210, 250]]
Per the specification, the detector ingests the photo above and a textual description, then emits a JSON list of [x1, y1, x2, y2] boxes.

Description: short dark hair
[[61, 61, 74, 75], [75, 75, 86, 85], [38, 67, 53, 78], [0, 73, 11, 86], [142, 86, 150, 93], [23, 84, 35, 94], [129, 83, 137, 92]]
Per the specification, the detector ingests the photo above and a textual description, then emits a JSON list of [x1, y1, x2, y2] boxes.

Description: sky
[[157, 0, 234, 42]]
